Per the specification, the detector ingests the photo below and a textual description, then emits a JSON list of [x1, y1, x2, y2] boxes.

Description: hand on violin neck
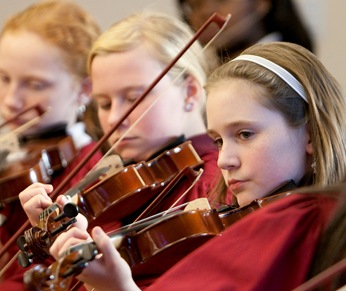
[[19, 182, 53, 226], [76, 226, 140, 291], [49, 218, 90, 260]]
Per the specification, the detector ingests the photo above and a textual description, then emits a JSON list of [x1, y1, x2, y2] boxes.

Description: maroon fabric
[[146, 193, 338, 291], [0, 142, 103, 289]]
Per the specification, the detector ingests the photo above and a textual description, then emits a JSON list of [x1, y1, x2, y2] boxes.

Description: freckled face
[[207, 79, 310, 206], [0, 31, 81, 131]]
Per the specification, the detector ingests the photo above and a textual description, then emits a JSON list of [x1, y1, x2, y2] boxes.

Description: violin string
[[53, 202, 191, 258], [128, 168, 205, 229], [88, 14, 232, 171], [119, 202, 189, 232], [164, 168, 204, 213]]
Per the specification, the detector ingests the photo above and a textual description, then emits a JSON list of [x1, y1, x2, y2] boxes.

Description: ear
[[255, 0, 271, 18], [183, 75, 203, 111], [78, 77, 92, 106]]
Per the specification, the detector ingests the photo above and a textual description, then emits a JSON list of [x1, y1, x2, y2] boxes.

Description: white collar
[[67, 122, 92, 150]]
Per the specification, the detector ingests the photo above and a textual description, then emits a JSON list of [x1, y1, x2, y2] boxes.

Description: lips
[[227, 179, 245, 193]]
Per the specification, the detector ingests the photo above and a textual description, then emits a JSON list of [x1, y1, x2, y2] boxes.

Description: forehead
[[0, 31, 66, 73], [206, 78, 276, 128], [90, 44, 173, 94]]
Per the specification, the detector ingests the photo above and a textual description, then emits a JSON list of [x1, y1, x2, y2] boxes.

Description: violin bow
[[0, 12, 230, 263], [0, 104, 44, 130], [0, 105, 46, 152]]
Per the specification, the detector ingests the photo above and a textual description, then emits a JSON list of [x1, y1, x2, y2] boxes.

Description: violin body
[[120, 208, 225, 276], [0, 135, 77, 203], [76, 141, 204, 225]]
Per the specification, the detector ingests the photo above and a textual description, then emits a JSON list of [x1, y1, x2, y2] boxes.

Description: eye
[[97, 100, 111, 111], [0, 73, 10, 84], [126, 89, 144, 103], [26, 81, 49, 91], [238, 130, 255, 141], [213, 137, 223, 149]]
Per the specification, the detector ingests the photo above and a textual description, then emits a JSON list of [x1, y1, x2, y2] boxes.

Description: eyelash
[[212, 130, 254, 148], [213, 138, 223, 149]]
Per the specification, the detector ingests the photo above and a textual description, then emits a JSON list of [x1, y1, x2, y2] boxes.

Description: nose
[[1, 82, 25, 112], [107, 99, 130, 130], [217, 143, 240, 170]]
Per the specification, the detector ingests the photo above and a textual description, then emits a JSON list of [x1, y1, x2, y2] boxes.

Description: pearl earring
[[184, 103, 193, 112]]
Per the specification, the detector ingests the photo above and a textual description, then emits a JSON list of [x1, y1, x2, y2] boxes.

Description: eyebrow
[[207, 120, 256, 133], [91, 85, 148, 99]]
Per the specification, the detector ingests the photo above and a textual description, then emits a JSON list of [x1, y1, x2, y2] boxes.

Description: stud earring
[[77, 104, 86, 119], [184, 102, 193, 112]]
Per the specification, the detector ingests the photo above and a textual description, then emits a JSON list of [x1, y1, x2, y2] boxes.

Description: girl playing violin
[[0, 0, 102, 284], [47, 41, 346, 290], [17, 10, 226, 289]]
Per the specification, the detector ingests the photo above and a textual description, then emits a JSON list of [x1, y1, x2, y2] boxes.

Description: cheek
[[98, 111, 109, 132], [135, 107, 165, 134], [254, 139, 305, 185], [244, 139, 283, 178]]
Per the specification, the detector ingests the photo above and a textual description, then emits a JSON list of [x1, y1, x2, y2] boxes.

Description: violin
[[0, 124, 78, 204], [218, 180, 297, 228], [0, 104, 78, 203], [17, 141, 203, 267], [23, 207, 225, 291], [218, 191, 293, 228]]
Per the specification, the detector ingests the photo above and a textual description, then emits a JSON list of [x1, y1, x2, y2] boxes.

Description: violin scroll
[[23, 242, 98, 291], [17, 202, 79, 268]]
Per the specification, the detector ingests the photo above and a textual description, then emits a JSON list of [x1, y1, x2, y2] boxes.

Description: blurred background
[[1, 0, 345, 91]]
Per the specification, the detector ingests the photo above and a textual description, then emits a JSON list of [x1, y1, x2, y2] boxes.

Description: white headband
[[231, 54, 308, 103]]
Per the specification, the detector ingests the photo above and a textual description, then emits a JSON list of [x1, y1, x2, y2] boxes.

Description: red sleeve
[[147, 193, 337, 291]]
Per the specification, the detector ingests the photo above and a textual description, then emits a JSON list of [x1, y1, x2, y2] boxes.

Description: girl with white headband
[[48, 42, 346, 290]]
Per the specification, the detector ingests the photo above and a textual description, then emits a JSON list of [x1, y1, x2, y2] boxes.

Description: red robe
[[146, 192, 338, 291]]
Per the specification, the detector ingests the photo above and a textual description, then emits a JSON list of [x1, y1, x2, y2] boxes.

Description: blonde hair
[[207, 42, 346, 187], [88, 12, 208, 110], [1, 0, 100, 80]]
